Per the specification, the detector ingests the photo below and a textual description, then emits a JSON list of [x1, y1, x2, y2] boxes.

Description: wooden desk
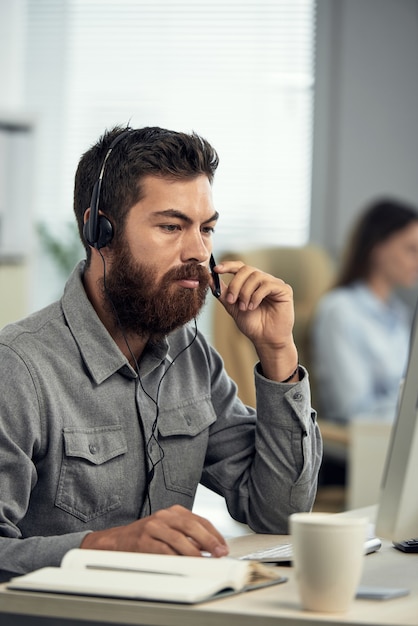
[[0, 531, 417, 626]]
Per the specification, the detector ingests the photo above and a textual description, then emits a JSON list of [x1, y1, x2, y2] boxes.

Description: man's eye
[[203, 226, 215, 235], [161, 224, 180, 232]]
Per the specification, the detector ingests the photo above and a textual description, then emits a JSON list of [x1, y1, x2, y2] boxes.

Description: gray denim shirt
[[0, 262, 322, 580]]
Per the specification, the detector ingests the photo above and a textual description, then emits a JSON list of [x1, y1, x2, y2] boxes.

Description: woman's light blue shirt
[[311, 282, 412, 424]]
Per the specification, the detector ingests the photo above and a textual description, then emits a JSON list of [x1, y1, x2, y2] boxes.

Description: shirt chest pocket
[[56, 426, 127, 522], [157, 397, 216, 497]]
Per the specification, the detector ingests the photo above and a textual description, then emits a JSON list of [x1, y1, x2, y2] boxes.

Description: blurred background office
[[1, 0, 418, 516], [2, 0, 417, 329]]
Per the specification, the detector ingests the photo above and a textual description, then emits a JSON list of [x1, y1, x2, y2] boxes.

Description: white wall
[[311, 0, 418, 261]]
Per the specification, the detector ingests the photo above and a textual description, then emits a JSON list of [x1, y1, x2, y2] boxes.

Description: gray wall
[[311, 0, 418, 267]]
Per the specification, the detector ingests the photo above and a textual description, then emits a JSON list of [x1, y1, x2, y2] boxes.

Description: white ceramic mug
[[290, 512, 367, 612]]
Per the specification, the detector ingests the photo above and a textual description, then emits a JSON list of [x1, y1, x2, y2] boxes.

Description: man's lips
[[176, 278, 200, 289], [169, 264, 210, 290]]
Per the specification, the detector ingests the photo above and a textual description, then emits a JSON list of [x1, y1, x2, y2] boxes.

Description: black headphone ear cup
[[83, 208, 113, 249], [95, 215, 114, 249]]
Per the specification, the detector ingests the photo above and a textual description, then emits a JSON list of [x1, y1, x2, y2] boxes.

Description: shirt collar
[[61, 261, 169, 384]]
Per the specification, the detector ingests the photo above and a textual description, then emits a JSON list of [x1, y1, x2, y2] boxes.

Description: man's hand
[[214, 260, 299, 382], [80, 505, 229, 557]]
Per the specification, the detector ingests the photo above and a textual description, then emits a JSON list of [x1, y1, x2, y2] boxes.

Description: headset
[[83, 129, 133, 249]]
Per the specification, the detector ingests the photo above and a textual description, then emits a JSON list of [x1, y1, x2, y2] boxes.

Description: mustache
[[166, 262, 210, 282]]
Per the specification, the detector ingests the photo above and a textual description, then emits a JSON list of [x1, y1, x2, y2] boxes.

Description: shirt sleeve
[[201, 349, 322, 534]]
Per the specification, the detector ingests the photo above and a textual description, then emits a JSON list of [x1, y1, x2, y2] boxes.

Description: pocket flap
[[63, 426, 127, 465], [158, 397, 216, 437]]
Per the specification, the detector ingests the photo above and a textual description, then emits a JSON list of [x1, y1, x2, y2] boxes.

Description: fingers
[[147, 506, 229, 557], [215, 261, 291, 311]]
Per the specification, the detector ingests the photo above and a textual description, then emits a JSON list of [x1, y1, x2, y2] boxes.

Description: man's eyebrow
[[203, 211, 219, 224], [152, 209, 219, 224]]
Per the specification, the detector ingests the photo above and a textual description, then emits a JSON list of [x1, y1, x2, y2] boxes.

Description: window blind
[[26, 0, 316, 254]]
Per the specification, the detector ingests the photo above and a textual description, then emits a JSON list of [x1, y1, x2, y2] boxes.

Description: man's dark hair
[[73, 125, 219, 260], [336, 197, 418, 287]]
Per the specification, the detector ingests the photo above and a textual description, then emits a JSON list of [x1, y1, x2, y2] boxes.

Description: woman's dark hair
[[73, 125, 219, 261], [335, 197, 418, 287]]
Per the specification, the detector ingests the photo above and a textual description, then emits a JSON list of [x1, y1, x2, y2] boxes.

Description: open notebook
[[7, 549, 287, 604]]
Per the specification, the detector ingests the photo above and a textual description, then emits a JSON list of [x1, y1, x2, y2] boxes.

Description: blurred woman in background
[[312, 198, 418, 427]]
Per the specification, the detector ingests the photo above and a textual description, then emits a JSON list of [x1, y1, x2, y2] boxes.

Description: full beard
[[101, 248, 211, 341]]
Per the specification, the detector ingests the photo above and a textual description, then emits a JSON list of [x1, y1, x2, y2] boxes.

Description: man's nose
[[182, 231, 210, 263]]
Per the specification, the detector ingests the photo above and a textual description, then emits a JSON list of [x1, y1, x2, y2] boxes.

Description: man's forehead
[[136, 174, 216, 215]]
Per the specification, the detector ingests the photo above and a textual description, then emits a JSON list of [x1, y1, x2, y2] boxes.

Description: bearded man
[[0, 126, 322, 581]]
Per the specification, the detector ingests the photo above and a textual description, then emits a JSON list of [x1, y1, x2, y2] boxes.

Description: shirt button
[[89, 444, 98, 455], [293, 392, 303, 401]]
